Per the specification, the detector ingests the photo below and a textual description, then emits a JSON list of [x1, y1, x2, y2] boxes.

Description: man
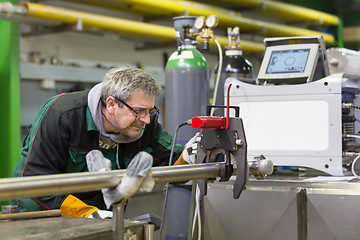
[[13, 66, 191, 217]]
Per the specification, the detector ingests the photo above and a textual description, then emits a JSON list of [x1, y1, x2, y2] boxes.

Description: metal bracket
[[195, 117, 248, 199], [219, 151, 233, 182]]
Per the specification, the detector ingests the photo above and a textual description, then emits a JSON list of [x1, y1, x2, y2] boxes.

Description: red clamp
[[191, 116, 225, 129]]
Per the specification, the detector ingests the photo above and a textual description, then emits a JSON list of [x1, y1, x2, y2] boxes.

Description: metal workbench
[[202, 172, 360, 240], [0, 217, 147, 240]]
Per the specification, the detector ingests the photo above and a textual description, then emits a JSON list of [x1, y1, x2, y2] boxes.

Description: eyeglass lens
[[136, 107, 158, 118]]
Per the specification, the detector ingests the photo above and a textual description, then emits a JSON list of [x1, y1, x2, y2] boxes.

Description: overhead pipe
[[208, 0, 339, 26], [22, 2, 176, 42], [65, 0, 336, 45], [18, 2, 264, 53]]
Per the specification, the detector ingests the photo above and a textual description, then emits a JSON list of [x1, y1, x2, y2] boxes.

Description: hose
[[189, 37, 224, 239], [159, 33, 223, 240], [210, 38, 223, 116], [158, 121, 189, 240]]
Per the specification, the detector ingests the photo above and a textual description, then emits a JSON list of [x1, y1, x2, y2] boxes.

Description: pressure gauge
[[205, 15, 219, 28], [194, 16, 206, 29]]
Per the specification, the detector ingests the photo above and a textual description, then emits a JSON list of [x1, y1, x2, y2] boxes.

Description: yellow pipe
[[213, 0, 339, 26], [21, 3, 264, 53], [22, 3, 175, 41], [66, 0, 335, 45]]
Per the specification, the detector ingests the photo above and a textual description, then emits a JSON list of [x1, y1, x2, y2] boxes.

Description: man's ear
[[105, 96, 118, 114]]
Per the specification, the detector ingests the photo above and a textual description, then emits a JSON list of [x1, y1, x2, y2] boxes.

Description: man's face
[[110, 91, 155, 137]]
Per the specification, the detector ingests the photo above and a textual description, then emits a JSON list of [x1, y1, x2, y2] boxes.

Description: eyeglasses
[[114, 97, 159, 118]]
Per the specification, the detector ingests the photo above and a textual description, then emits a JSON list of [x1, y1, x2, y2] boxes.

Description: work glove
[[86, 150, 154, 209], [88, 210, 113, 219], [115, 151, 154, 201], [86, 149, 112, 172], [182, 134, 198, 164]]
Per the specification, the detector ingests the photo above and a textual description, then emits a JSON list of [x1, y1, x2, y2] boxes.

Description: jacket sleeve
[[16, 94, 75, 210]]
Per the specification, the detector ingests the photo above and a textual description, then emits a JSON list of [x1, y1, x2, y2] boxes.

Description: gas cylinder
[[165, 16, 209, 145]]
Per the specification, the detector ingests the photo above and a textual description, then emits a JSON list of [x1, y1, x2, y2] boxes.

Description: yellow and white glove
[[60, 194, 100, 218], [181, 135, 198, 164]]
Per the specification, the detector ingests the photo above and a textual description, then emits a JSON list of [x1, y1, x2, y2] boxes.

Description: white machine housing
[[226, 75, 343, 176], [225, 36, 354, 176]]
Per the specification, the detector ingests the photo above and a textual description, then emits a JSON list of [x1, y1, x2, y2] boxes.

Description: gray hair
[[101, 66, 161, 104]]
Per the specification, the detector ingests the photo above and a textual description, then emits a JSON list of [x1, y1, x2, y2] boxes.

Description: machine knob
[[248, 156, 274, 179]]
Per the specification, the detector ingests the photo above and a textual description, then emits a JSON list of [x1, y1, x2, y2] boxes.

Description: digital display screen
[[266, 49, 310, 74]]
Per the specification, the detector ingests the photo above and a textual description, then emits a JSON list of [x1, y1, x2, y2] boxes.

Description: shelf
[[20, 63, 108, 83]]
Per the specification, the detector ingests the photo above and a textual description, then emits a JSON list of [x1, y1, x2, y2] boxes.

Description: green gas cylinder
[[165, 16, 209, 145]]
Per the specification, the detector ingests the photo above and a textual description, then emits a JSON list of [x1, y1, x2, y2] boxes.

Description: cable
[[343, 103, 360, 109], [211, 38, 223, 116], [190, 37, 223, 239], [159, 32, 223, 240], [344, 134, 360, 140], [158, 121, 189, 240], [225, 83, 232, 129], [344, 135, 360, 178], [351, 154, 360, 178], [191, 184, 201, 240]]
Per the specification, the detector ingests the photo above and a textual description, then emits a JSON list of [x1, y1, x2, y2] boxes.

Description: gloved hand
[[139, 171, 155, 192], [86, 150, 154, 209], [182, 134, 198, 164], [88, 210, 113, 219], [86, 150, 118, 209], [112, 151, 154, 208], [86, 150, 111, 172]]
